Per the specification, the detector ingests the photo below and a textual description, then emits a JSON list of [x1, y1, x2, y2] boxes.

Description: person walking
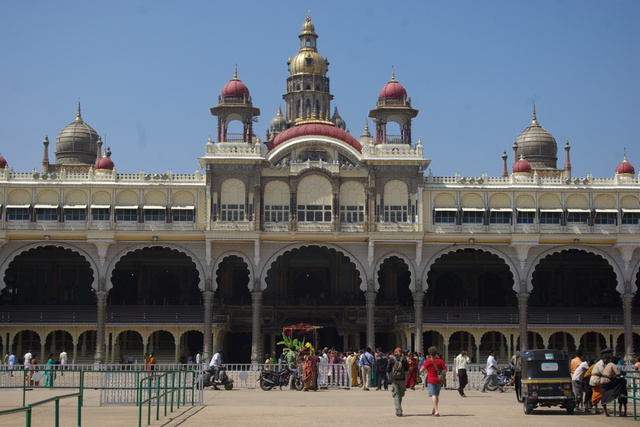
[[375, 347, 389, 391], [405, 351, 418, 390], [421, 346, 447, 417], [481, 349, 503, 392], [572, 357, 589, 411], [44, 353, 57, 386], [387, 347, 409, 417], [360, 347, 374, 391], [453, 348, 471, 397]]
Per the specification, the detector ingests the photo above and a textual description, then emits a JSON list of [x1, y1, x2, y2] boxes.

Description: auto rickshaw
[[520, 349, 575, 415]]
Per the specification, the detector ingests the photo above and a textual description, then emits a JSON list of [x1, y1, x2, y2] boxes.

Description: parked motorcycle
[[196, 366, 234, 390], [259, 364, 303, 391], [481, 367, 513, 391]]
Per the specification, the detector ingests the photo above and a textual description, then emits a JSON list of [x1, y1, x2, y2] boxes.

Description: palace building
[[1, 15, 639, 365]]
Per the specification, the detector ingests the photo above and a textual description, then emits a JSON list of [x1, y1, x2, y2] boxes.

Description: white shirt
[[572, 361, 589, 381], [209, 352, 222, 368], [454, 353, 471, 373], [59, 351, 68, 365], [24, 352, 32, 367], [486, 354, 499, 375]]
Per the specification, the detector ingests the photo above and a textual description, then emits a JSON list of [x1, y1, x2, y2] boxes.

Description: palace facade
[[1, 15, 639, 364]]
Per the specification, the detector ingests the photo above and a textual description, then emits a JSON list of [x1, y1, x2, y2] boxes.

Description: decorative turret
[[95, 146, 115, 171], [368, 70, 418, 144], [0, 153, 7, 169], [331, 106, 346, 130], [268, 106, 287, 139], [513, 106, 558, 170], [210, 67, 260, 143], [282, 13, 333, 125], [55, 103, 100, 165], [615, 154, 635, 176]]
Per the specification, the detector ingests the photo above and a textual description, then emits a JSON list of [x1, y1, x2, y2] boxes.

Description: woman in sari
[[405, 351, 418, 390], [302, 356, 313, 391], [44, 353, 57, 387]]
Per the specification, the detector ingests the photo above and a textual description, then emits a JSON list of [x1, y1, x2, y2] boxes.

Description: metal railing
[[0, 392, 82, 427]]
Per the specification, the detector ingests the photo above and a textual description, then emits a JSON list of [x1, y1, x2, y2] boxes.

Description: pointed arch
[[373, 252, 417, 292], [422, 245, 520, 292], [106, 243, 205, 292], [525, 245, 624, 293], [211, 251, 255, 292], [259, 243, 367, 291], [0, 242, 99, 292]]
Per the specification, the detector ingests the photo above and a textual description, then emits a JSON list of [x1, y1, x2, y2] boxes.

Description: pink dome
[[378, 79, 407, 100], [268, 123, 362, 153], [0, 155, 7, 169], [221, 78, 250, 98], [512, 158, 532, 174], [616, 156, 635, 175]]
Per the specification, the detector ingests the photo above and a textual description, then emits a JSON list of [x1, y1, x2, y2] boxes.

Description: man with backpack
[[387, 347, 409, 417]]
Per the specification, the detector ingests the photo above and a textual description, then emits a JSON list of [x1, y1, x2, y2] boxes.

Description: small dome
[[512, 156, 532, 174], [379, 71, 407, 100], [616, 155, 635, 175], [288, 51, 328, 75], [0, 154, 7, 169], [55, 104, 100, 165], [331, 106, 346, 130], [220, 68, 250, 98], [95, 147, 114, 171], [301, 14, 315, 34], [270, 106, 287, 133], [513, 107, 557, 170]]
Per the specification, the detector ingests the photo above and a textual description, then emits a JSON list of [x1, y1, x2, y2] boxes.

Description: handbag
[[430, 356, 447, 387]]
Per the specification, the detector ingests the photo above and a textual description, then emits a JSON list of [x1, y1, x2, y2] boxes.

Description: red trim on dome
[[379, 80, 407, 100], [221, 79, 250, 98], [512, 159, 532, 174], [267, 123, 362, 153], [616, 159, 635, 175], [0, 156, 7, 169], [95, 157, 115, 170]]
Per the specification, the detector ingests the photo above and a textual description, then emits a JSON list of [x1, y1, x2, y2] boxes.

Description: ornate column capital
[[511, 241, 538, 269], [88, 239, 115, 266], [615, 243, 639, 270]]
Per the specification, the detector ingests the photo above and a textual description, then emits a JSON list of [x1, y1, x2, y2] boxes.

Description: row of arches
[[2, 189, 196, 207], [433, 192, 639, 210], [0, 245, 636, 309]]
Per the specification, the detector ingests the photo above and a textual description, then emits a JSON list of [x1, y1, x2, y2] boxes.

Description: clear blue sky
[[1, 0, 638, 178]]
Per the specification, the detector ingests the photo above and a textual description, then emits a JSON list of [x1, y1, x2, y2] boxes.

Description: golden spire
[[391, 67, 396, 81], [233, 65, 238, 80], [75, 101, 83, 122], [531, 104, 538, 125]]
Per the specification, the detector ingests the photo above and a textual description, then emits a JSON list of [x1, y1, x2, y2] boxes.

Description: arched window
[[297, 175, 332, 222], [264, 181, 290, 223], [221, 179, 246, 221], [339, 181, 365, 223], [383, 180, 408, 223]]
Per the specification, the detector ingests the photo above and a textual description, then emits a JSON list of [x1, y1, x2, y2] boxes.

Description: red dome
[[268, 123, 362, 153], [221, 78, 250, 98], [0, 155, 7, 169], [512, 158, 532, 174], [379, 80, 407, 100], [95, 156, 114, 170], [616, 156, 635, 175]]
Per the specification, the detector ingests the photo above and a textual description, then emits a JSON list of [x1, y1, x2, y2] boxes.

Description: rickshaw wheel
[[523, 399, 533, 415], [566, 405, 574, 415]]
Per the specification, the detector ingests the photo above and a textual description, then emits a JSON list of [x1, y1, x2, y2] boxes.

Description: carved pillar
[[412, 290, 425, 355], [251, 290, 263, 364], [622, 292, 634, 362], [517, 292, 529, 351], [364, 290, 376, 350], [95, 290, 107, 364], [203, 290, 214, 361]]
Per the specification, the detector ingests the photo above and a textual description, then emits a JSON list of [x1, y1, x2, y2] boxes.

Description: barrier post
[[54, 399, 59, 427], [77, 394, 82, 427]]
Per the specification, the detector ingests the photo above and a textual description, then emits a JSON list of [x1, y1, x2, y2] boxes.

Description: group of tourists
[[277, 345, 447, 417], [571, 348, 631, 417], [3, 349, 68, 387]]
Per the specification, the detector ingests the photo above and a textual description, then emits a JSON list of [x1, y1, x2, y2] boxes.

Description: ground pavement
[[0, 386, 635, 426]]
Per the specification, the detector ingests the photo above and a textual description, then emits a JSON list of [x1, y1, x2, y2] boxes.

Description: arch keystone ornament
[[88, 239, 115, 266], [511, 240, 539, 269], [615, 242, 639, 270]]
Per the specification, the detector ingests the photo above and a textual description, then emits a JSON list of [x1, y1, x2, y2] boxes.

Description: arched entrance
[[215, 255, 250, 305], [110, 247, 201, 305], [1, 246, 95, 306], [377, 256, 412, 306], [426, 249, 515, 307]]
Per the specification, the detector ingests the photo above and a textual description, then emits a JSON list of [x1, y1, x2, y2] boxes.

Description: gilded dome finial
[[531, 104, 538, 125], [76, 101, 83, 122], [233, 65, 238, 80], [391, 66, 396, 81]]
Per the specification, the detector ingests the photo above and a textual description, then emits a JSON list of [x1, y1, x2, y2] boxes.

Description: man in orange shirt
[[147, 353, 157, 371], [570, 350, 583, 376]]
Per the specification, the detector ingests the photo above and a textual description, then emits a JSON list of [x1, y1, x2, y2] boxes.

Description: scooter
[[196, 366, 234, 390], [481, 367, 513, 391]]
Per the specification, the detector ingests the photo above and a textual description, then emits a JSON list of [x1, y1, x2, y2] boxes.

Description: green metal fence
[[0, 392, 82, 427]]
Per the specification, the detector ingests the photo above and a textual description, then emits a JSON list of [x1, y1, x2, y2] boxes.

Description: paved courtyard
[[0, 386, 635, 426]]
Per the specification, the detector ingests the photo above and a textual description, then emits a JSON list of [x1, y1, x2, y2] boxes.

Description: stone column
[[364, 291, 376, 350], [622, 293, 634, 362], [202, 290, 214, 361], [517, 292, 529, 351], [412, 291, 425, 355], [251, 291, 263, 364], [95, 290, 107, 364]]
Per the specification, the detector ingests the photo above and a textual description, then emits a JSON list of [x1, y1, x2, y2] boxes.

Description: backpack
[[391, 356, 405, 380]]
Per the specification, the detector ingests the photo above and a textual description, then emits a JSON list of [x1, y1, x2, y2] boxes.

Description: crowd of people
[[271, 345, 447, 417], [2, 349, 68, 387]]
